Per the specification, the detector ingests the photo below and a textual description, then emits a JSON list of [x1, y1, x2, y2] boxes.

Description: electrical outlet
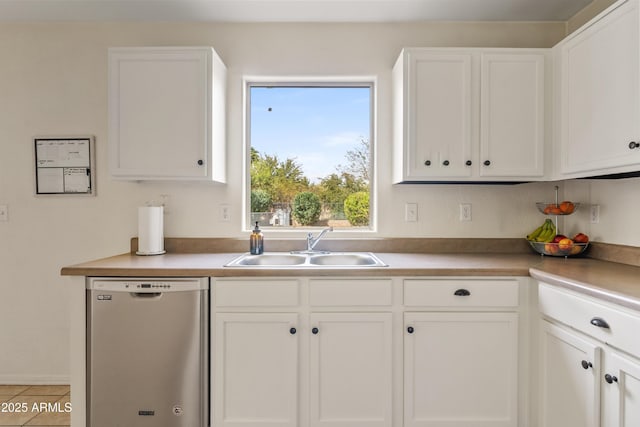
[[459, 203, 472, 221], [220, 205, 230, 222], [0, 205, 7, 222], [590, 204, 600, 224], [405, 203, 418, 222]]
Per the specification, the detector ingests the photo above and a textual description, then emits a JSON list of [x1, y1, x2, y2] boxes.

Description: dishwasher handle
[[131, 292, 163, 298]]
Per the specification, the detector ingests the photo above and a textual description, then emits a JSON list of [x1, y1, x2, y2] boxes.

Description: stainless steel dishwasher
[[87, 277, 208, 427]]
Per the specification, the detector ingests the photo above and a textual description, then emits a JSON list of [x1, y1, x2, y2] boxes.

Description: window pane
[[249, 85, 372, 229]]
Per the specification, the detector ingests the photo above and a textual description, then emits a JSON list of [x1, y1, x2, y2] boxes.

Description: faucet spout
[[306, 227, 333, 252]]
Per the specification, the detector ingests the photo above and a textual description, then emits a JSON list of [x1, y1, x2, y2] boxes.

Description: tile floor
[[0, 385, 70, 426]]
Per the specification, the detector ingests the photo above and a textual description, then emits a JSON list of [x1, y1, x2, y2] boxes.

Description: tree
[[292, 192, 321, 226], [316, 172, 367, 215], [251, 189, 272, 213], [336, 137, 370, 184], [251, 149, 310, 204], [344, 191, 369, 226]]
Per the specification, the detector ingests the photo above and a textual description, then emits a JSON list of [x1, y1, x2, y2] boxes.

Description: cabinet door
[[540, 320, 601, 427], [109, 47, 226, 181], [602, 351, 640, 427], [559, 0, 640, 176], [214, 313, 299, 427], [309, 313, 392, 427], [404, 312, 518, 427], [480, 53, 545, 177], [404, 51, 474, 179]]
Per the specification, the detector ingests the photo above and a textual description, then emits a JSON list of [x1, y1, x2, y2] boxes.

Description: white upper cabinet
[[393, 51, 474, 181], [480, 53, 545, 178], [556, 0, 640, 178], [393, 48, 548, 183], [108, 47, 226, 181]]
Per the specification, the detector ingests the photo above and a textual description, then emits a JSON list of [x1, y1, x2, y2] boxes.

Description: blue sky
[[250, 86, 371, 183]]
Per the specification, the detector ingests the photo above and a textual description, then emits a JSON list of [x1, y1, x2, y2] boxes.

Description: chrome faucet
[[306, 227, 333, 252]]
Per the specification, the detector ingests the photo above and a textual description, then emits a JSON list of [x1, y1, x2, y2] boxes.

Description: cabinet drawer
[[309, 279, 393, 306], [404, 279, 519, 307], [214, 279, 300, 307], [539, 283, 640, 357]]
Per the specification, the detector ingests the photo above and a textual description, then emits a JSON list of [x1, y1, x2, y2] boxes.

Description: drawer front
[[404, 279, 520, 307], [309, 279, 393, 306], [214, 279, 300, 307], [539, 283, 640, 357]]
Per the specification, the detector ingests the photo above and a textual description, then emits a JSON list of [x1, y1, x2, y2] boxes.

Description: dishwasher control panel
[[87, 278, 209, 292]]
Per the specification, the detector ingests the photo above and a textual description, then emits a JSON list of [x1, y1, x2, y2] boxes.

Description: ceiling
[[0, 0, 594, 22]]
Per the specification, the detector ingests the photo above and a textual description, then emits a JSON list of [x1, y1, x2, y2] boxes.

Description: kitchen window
[[246, 82, 374, 231]]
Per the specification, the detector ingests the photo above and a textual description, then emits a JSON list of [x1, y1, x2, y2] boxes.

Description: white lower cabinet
[[538, 283, 640, 427], [309, 313, 393, 427], [212, 277, 525, 427], [214, 313, 299, 427], [404, 312, 519, 427], [539, 320, 601, 427], [212, 278, 394, 427], [602, 350, 640, 427]]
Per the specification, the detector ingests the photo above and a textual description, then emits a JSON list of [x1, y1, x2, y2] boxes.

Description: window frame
[[243, 78, 377, 233]]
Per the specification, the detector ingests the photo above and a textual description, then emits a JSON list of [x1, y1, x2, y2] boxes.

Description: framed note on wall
[[34, 136, 95, 195]]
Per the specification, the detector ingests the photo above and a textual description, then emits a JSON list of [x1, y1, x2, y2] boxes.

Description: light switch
[[459, 203, 472, 221], [405, 203, 418, 222]]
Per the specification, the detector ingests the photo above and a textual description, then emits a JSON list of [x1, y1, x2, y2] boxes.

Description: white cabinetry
[[393, 48, 547, 182], [309, 312, 392, 427], [403, 278, 521, 427], [556, 0, 640, 178], [212, 277, 393, 427], [108, 47, 226, 181], [538, 283, 640, 427], [539, 320, 601, 427], [212, 276, 526, 427], [602, 350, 640, 427], [215, 313, 299, 427]]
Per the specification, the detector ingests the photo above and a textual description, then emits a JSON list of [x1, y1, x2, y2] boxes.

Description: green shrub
[[344, 192, 369, 226], [251, 189, 272, 213], [292, 192, 321, 226]]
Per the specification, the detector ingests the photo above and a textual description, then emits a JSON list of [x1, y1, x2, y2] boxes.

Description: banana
[[526, 224, 545, 241], [535, 221, 552, 242], [527, 219, 557, 242], [536, 219, 557, 243]]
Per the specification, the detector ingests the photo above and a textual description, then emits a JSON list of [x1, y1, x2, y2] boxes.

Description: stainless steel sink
[[224, 252, 387, 268], [308, 253, 386, 266], [225, 253, 307, 266]]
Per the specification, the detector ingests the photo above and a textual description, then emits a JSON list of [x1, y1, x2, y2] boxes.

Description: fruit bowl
[[536, 202, 580, 215], [528, 240, 589, 257]]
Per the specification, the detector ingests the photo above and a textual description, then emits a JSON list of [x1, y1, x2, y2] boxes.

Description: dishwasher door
[[87, 278, 208, 427]]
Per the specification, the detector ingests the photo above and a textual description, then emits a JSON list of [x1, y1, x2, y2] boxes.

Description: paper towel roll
[[137, 206, 165, 255]]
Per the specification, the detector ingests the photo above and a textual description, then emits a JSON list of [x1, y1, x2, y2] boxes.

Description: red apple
[[573, 233, 589, 243]]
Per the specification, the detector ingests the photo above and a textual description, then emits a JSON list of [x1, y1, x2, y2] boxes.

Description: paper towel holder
[[136, 206, 166, 256]]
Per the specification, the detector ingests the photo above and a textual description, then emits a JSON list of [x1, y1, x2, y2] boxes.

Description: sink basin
[[226, 253, 307, 266], [308, 253, 386, 266], [224, 252, 387, 268]]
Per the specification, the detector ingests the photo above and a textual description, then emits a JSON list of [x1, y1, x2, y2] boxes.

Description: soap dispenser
[[250, 221, 264, 255]]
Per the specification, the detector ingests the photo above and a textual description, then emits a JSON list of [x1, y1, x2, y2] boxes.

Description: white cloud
[[321, 131, 363, 148]]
